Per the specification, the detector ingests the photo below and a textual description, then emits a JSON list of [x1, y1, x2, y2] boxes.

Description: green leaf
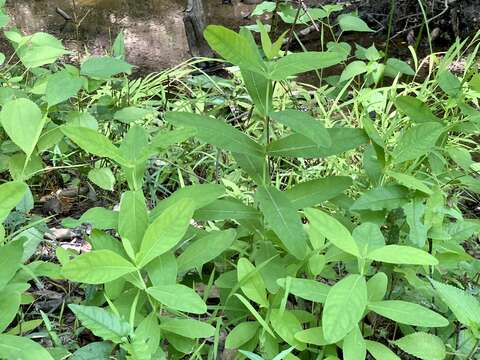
[[68, 304, 130, 343], [80, 56, 133, 79], [118, 190, 148, 253], [62, 126, 125, 164], [225, 322, 260, 349], [353, 222, 385, 259], [367, 300, 448, 327], [255, 185, 308, 260], [277, 277, 330, 303], [204, 25, 265, 73], [114, 107, 152, 124], [437, 70, 461, 97], [365, 340, 400, 360], [16, 32, 68, 68], [150, 184, 224, 220], [285, 176, 352, 209], [340, 60, 367, 82], [194, 199, 259, 221], [146, 252, 177, 286], [270, 309, 305, 350], [0, 334, 54, 360], [64, 207, 118, 230], [177, 229, 236, 272], [430, 279, 480, 328], [267, 128, 368, 158], [237, 258, 269, 308], [322, 274, 367, 343], [395, 96, 440, 123], [165, 112, 263, 157], [270, 110, 331, 147], [63, 250, 136, 284], [136, 198, 194, 268], [304, 208, 359, 257], [343, 326, 366, 360], [387, 171, 433, 194], [268, 51, 347, 80], [367, 245, 438, 265], [367, 272, 388, 302], [88, 168, 116, 191], [350, 185, 409, 211], [46, 70, 83, 107], [147, 284, 207, 314], [159, 318, 215, 339], [0, 181, 28, 223], [338, 14, 373, 32], [0, 290, 20, 332], [294, 327, 328, 346], [0, 98, 44, 157], [0, 241, 23, 289], [385, 58, 415, 77], [70, 342, 114, 360], [234, 294, 275, 337], [392, 122, 444, 163], [393, 332, 446, 360]]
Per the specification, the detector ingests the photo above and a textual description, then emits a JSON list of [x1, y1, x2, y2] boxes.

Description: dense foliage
[[0, 1, 479, 359]]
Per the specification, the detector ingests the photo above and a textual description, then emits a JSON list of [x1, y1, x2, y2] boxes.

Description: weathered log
[[183, 0, 214, 58]]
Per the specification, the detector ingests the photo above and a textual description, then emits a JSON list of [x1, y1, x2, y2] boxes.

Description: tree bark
[[183, 0, 214, 58]]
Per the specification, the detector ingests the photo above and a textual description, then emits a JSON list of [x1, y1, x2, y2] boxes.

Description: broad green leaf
[[393, 332, 446, 360], [284, 176, 352, 209], [270, 110, 331, 147], [88, 168, 115, 191], [0, 334, 54, 360], [159, 318, 215, 339], [277, 277, 329, 303], [0, 98, 44, 157], [63, 250, 136, 284], [0, 181, 28, 223], [118, 190, 148, 253], [270, 309, 305, 350], [237, 258, 268, 308], [80, 56, 133, 79], [352, 222, 385, 258], [146, 252, 177, 286], [365, 340, 400, 360], [149, 127, 195, 151], [255, 185, 307, 259], [46, 70, 83, 107], [402, 199, 429, 247], [322, 274, 367, 343], [69, 304, 130, 343], [395, 96, 440, 123], [232, 152, 265, 184], [392, 122, 444, 163], [350, 185, 409, 211], [437, 70, 461, 97], [234, 294, 275, 337], [150, 184, 225, 220], [147, 284, 207, 314], [177, 229, 236, 272], [63, 207, 118, 230], [194, 199, 259, 221], [388, 171, 432, 194], [384, 58, 415, 77], [340, 60, 367, 82], [268, 51, 347, 80], [118, 125, 149, 189], [165, 112, 263, 157], [0, 291, 20, 332], [204, 25, 265, 73], [367, 245, 438, 265], [16, 32, 68, 68], [338, 14, 373, 32], [267, 128, 368, 158], [114, 107, 151, 124], [70, 342, 114, 360], [62, 126, 125, 164], [430, 279, 480, 327], [136, 198, 194, 268], [294, 327, 328, 346], [304, 208, 359, 257], [343, 326, 366, 360], [367, 300, 448, 327], [225, 322, 260, 349], [367, 272, 388, 302]]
